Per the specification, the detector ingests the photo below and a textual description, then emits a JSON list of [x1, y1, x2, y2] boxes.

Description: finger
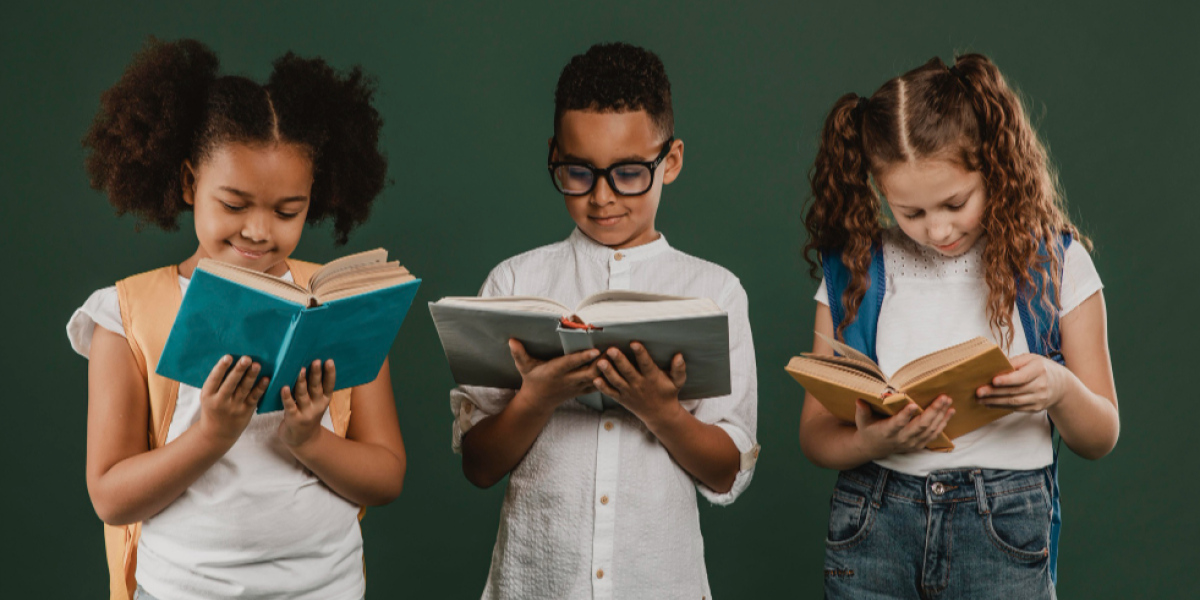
[[233, 363, 262, 401], [630, 342, 657, 373], [593, 376, 620, 399], [980, 393, 1040, 410], [247, 377, 270, 406], [508, 339, 531, 372], [558, 348, 602, 372], [596, 359, 630, 392], [281, 385, 299, 414], [920, 406, 955, 444], [605, 347, 641, 382], [203, 355, 234, 393], [992, 361, 1039, 387], [669, 354, 687, 388], [323, 359, 337, 396], [218, 356, 253, 397], [853, 399, 882, 429], [294, 367, 311, 410], [906, 396, 951, 435], [882, 403, 920, 432], [308, 359, 323, 399], [977, 383, 1031, 399]]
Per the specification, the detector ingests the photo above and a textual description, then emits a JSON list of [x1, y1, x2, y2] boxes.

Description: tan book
[[785, 333, 1014, 451]]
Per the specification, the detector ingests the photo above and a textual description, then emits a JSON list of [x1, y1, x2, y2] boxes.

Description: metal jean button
[[931, 482, 946, 495]]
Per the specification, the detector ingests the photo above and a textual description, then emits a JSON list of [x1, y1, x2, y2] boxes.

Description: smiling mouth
[[228, 242, 271, 259], [935, 238, 963, 252], [589, 214, 626, 226]]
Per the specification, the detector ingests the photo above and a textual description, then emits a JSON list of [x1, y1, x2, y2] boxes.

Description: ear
[[547, 136, 556, 160], [180, 160, 198, 206], [662, 139, 684, 185]]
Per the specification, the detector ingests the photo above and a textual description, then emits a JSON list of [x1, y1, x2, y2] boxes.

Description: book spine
[[259, 310, 306, 414]]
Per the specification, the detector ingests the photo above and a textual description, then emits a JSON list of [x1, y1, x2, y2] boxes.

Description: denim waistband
[[839, 462, 1051, 513]]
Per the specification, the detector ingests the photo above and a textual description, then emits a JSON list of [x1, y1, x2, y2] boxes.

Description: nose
[[928, 215, 954, 245], [241, 211, 271, 243], [589, 175, 617, 207]]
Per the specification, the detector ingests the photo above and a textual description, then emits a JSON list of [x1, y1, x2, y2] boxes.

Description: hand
[[976, 353, 1069, 412], [852, 396, 954, 458], [279, 359, 336, 449], [509, 339, 601, 413], [197, 355, 268, 444], [593, 342, 686, 425]]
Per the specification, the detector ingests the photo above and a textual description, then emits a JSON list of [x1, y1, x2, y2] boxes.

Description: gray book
[[429, 291, 731, 410]]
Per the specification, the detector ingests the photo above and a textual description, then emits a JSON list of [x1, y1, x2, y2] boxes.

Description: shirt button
[[604, 421, 614, 431], [600, 495, 609, 505], [932, 482, 945, 495], [596, 568, 605, 579], [614, 252, 624, 261]]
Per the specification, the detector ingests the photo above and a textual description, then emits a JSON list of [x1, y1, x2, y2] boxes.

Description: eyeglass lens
[[551, 163, 653, 195]]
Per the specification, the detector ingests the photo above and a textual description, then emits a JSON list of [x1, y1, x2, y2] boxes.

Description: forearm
[[461, 388, 556, 488], [1048, 374, 1120, 460], [641, 403, 740, 493], [89, 425, 233, 525], [799, 406, 877, 471], [288, 427, 406, 506]]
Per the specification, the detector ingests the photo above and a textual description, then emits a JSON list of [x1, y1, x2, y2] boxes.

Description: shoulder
[[657, 246, 746, 305], [67, 285, 125, 358], [481, 239, 575, 294]]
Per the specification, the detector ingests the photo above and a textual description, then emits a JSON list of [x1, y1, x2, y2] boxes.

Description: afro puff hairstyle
[[83, 37, 388, 244], [553, 42, 673, 141]]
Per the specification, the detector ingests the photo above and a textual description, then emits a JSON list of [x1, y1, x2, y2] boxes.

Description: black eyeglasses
[[547, 137, 675, 196]]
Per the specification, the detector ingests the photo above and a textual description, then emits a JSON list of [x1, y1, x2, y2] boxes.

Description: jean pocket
[[983, 484, 1051, 562], [825, 488, 872, 549]]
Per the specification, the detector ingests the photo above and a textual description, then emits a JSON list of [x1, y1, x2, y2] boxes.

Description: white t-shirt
[[451, 228, 759, 600], [814, 227, 1103, 476], [67, 272, 365, 600]]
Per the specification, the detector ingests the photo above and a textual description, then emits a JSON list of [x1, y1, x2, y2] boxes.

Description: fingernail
[[598, 360, 608, 369], [589, 350, 600, 358]]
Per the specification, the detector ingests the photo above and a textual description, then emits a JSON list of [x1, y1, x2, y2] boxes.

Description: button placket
[[591, 414, 620, 598]]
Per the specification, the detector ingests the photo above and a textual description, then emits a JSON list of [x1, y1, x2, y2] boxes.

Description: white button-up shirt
[[451, 228, 759, 600]]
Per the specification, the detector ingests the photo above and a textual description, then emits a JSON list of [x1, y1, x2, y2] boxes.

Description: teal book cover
[[157, 268, 421, 413]]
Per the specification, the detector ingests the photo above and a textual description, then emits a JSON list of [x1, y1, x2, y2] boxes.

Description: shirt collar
[[567, 227, 671, 263]]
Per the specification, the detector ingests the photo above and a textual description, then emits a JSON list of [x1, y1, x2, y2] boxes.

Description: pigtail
[[951, 54, 1087, 350], [267, 53, 388, 245], [83, 37, 219, 231], [804, 93, 884, 339]]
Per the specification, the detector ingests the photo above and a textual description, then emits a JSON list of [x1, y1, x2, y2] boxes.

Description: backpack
[[104, 259, 360, 600], [820, 232, 1072, 585]]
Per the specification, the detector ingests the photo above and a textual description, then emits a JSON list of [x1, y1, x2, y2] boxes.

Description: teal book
[[157, 250, 421, 413]]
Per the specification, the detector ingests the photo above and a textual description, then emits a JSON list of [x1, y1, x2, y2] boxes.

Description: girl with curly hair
[[799, 54, 1118, 599], [67, 38, 400, 600]]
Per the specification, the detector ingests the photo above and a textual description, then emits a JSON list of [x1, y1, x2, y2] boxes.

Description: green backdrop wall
[[3, 1, 1195, 597]]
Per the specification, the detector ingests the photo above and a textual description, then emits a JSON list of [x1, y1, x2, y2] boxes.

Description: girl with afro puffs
[[67, 38, 401, 600]]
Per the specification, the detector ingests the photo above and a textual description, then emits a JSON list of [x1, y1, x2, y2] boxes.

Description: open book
[[157, 249, 421, 413], [785, 333, 1014, 451], [429, 291, 730, 410]]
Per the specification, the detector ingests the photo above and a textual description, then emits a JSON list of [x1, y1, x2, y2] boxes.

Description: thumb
[[854, 399, 880, 430], [508, 339, 533, 373], [669, 354, 687, 388]]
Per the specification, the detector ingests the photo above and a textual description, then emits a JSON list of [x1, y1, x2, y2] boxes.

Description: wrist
[[195, 417, 241, 450], [850, 430, 886, 463], [511, 387, 559, 419], [638, 398, 687, 435], [286, 425, 328, 459]]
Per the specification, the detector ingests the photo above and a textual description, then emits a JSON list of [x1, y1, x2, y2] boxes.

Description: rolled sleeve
[[693, 278, 759, 506]]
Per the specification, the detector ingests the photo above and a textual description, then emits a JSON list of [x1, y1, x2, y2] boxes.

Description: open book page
[[435, 296, 573, 316], [799, 353, 889, 381], [815, 332, 887, 380], [308, 248, 389, 291], [890, 337, 997, 390], [313, 263, 415, 303], [785, 357, 890, 399], [575, 291, 722, 325], [195, 259, 311, 305]]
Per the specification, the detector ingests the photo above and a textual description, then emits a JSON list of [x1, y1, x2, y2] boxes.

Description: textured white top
[[67, 272, 365, 600], [451, 228, 759, 600], [815, 227, 1103, 476]]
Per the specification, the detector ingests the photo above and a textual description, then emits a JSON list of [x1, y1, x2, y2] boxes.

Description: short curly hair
[[554, 42, 673, 140], [83, 37, 388, 244]]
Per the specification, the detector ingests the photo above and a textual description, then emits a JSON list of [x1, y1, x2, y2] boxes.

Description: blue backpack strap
[[821, 244, 885, 362], [1015, 232, 1072, 586]]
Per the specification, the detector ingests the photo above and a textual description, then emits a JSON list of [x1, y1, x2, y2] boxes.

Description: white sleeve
[[1059, 242, 1104, 316], [66, 287, 125, 358], [692, 278, 759, 506], [814, 277, 829, 306], [449, 262, 518, 453]]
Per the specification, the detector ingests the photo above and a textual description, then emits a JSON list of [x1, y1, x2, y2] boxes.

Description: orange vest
[[105, 259, 358, 600]]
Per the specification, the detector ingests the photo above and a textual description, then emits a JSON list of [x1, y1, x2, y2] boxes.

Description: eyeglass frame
[[546, 136, 676, 197]]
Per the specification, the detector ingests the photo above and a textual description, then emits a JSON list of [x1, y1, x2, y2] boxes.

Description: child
[[450, 42, 760, 599], [798, 54, 1119, 599], [67, 38, 404, 600]]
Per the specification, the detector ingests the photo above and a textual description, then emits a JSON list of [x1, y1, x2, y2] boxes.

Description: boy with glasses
[[450, 42, 759, 599]]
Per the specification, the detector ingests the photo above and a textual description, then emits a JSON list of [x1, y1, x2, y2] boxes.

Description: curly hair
[[83, 37, 388, 244], [804, 54, 1089, 350], [554, 42, 673, 140]]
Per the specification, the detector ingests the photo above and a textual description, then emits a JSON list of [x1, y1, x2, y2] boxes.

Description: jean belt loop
[[870, 465, 889, 508], [972, 469, 990, 515]]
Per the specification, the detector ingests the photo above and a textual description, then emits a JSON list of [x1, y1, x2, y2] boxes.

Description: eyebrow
[[892, 190, 970, 211], [218, 187, 307, 204], [557, 151, 657, 165]]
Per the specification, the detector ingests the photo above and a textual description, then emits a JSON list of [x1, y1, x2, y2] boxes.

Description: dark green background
[[3, 1, 1195, 597]]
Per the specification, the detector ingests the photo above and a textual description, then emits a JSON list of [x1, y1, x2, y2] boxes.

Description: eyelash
[[221, 201, 300, 219]]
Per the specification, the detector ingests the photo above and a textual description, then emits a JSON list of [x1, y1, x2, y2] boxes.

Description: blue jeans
[[824, 462, 1056, 599]]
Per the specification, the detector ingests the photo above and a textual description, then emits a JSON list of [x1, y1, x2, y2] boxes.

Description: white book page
[[436, 296, 572, 316], [576, 295, 722, 325]]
